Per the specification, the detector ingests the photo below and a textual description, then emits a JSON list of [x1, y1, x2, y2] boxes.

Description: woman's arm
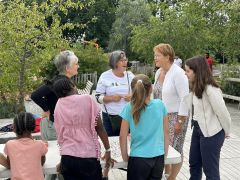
[[41, 156, 46, 166], [173, 71, 189, 133], [31, 84, 52, 112], [174, 71, 189, 116], [95, 116, 112, 169], [119, 120, 129, 162], [0, 153, 10, 169], [206, 86, 231, 136], [95, 116, 110, 150]]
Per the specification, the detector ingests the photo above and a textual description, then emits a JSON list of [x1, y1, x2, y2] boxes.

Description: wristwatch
[[178, 119, 183, 124]]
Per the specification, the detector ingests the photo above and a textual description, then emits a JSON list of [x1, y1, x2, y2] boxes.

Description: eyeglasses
[[120, 58, 128, 62]]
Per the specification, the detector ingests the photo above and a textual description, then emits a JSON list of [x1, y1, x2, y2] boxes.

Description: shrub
[[219, 64, 240, 97], [0, 102, 16, 119]]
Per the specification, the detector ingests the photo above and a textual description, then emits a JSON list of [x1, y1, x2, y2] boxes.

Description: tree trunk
[[18, 52, 26, 112]]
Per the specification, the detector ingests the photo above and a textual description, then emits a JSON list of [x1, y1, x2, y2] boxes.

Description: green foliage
[[131, 1, 209, 63], [72, 43, 109, 75], [82, 0, 118, 48], [0, 102, 16, 119], [219, 64, 240, 96], [39, 43, 109, 80], [60, 0, 117, 49], [108, 0, 152, 58], [222, 1, 240, 60], [130, 0, 240, 63], [0, 0, 89, 110]]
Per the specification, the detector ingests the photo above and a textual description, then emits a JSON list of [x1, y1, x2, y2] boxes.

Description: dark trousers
[[102, 112, 121, 136], [61, 155, 102, 180], [127, 155, 164, 180], [189, 121, 225, 180]]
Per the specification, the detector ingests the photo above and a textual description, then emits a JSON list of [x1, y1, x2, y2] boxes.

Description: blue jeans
[[61, 155, 102, 180], [189, 121, 225, 180]]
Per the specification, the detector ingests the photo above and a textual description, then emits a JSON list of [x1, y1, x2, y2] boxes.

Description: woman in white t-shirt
[[153, 44, 189, 180], [95, 50, 134, 179]]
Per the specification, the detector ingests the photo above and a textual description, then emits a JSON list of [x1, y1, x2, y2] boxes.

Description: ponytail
[[131, 75, 152, 125]]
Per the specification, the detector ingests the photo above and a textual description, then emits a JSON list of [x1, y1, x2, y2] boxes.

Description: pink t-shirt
[[4, 138, 48, 180], [54, 94, 101, 159]]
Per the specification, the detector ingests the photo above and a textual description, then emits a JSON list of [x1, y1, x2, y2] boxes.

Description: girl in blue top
[[119, 74, 169, 180]]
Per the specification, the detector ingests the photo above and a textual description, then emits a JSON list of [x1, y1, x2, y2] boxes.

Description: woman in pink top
[[0, 112, 48, 180], [53, 78, 112, 180]]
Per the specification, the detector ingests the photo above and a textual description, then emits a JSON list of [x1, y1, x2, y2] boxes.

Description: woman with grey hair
[[31, 50, 79, 179], [95, 50, 134, 179], [32, 50, 79, 141]]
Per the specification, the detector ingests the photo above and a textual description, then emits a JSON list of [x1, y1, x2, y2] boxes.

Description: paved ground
[[0, 102, 239, 180], [108, 102, 240, 180]]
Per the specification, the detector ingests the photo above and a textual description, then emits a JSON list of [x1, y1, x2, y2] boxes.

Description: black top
[[31, 75, 69, 122]]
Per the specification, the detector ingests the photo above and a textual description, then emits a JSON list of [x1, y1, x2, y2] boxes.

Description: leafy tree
[[72, 43, 108, 75], [59, 0, 118, 49], [222, 0, 240, 61], [130, 0, 240, 63], [108, 0, 152, 58], [40, 42, 109, 81], [131, 1, 208, 63], [0, 0, 89, 111], [82, 0, 118, 49]]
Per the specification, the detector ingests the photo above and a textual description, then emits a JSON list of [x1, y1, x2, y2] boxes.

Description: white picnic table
[[0, 132, 41, 144], [0, 137, 181, 178]]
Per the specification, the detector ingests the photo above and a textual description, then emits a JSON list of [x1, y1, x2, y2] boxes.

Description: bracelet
[[105, 148, 111, 152]]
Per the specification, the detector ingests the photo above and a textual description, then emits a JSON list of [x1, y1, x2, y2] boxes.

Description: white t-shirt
[[162, 64, 189, 116], [96, 69, 134, 115]]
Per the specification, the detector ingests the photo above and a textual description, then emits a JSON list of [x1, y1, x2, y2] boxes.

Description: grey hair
[[109, 50, 126, 69], [54, 50, 78, 74]]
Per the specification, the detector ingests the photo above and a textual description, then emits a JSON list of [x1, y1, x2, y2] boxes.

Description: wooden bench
[[77, 80, 93, 95], [223, 78, 240, 109]]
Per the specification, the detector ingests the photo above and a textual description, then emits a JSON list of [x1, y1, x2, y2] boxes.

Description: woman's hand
[[123, 95, 131, 102], [102, 152, 115, 169], [41, 111, 50, 119], [56, 163, 61, 173], [174, 115, 187, 134], [225, 135, 230, 139], [174, 121, 183, 134], [0, 153, 9, 168], [111, 95, 122, 102]]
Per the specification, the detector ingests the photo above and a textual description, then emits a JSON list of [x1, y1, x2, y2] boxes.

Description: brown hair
[[131, 74, 152, 125], [185, 56, 219, 98], [153, 43, 175, 63]]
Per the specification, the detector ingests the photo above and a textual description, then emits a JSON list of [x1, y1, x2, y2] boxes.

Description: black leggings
[[127, 155, 165, 180], [61, 155, 102, 180]]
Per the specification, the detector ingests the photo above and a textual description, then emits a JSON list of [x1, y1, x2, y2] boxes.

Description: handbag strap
[[126, 71, 130, 94]]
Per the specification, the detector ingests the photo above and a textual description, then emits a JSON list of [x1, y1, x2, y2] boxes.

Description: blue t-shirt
[[120, 99, 167, 158]]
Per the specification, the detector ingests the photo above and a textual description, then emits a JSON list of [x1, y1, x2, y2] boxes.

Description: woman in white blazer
[[153, 44, 189, 180], [184, 56, 231, 180]]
